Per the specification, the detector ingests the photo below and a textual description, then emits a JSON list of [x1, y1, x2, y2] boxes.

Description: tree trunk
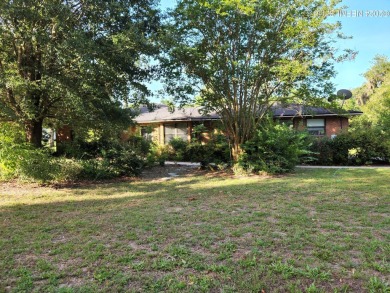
[[25, 119, 43, 148], [231, 140, 243, 162]]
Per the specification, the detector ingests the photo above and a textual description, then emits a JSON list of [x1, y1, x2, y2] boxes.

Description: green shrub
[[309, 138, 334, 165], [17, 149, 57, 182], [57, 140, 98, 159], [101, 144, 144, 176], [0, 122, 25, 144], [58, 135, 151, 178], [0, 144, 56, 182], [348, 127, 390, 165], [79, 159, 114, 180], [184, 134, 231, 167], [54, 158, 83, 182], [0, 142, 84, 183], [126, 135, 152, 157], [330, 134, 350, 165], [309, 135, 350, 166], [309, 127, 390, 166], [0, 122, 148, 182], [238, 120, 311, 174], [208, 134, 231, 164], [184, 143, 211, 167], [149, 144, 170, 166], [191, 123, 208, 142], [168, 138, 188, 161], [0, 123, 57, 182]]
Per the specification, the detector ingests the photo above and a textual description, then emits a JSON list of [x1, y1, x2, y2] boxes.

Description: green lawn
[[0, 168, 389, 292]]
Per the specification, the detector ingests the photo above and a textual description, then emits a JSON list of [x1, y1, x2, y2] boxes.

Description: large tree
[[162, 0, 353, 160], [351, 56, 390, 130], [0, 0, 159, 147]]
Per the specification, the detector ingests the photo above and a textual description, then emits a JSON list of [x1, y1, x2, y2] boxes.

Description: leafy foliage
[[163, 133, 231, 167], [58, 136, 152, 179], [0, 0, 160, 146], [238, 119, 312, 174], [348, 126, 390, 165], [162, 0, 353, 160], [348, 56, 390, 138], [0, 123, 63, 182], [309, 130, 390, 166], [191, 123, 209, 142], [0, 143, 54, 182], [168, 138, 188, 161], [332, 55, 390, 165], [351, 55, 390, 107], [309, 135, 349, 166], [0, 123, 151, 182]]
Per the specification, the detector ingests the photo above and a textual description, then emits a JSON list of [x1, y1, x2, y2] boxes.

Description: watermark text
[[316, 9, 390, 18]]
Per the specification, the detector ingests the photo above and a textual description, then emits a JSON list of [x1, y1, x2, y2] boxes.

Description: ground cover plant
[[0, 168, 389, 292], [0, 123, 153, 183]]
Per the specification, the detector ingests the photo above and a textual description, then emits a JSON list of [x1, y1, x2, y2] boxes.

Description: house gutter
[[274, 113, 362, 118], [135, 112, 362, 123]]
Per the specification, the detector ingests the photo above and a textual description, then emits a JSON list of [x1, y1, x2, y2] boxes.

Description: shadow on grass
[[0, 168, 389, 292], [1, 168, 388, 217]]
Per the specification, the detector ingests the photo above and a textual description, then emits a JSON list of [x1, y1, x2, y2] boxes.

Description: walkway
[[296, 165, 390, 169]]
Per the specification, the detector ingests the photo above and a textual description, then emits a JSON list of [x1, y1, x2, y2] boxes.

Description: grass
[[0, 168, 389, 292]]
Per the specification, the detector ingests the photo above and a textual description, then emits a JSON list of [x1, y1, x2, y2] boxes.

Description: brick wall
[[325, 116, 348, 137], [290, 116, 349, 137], [135, 116, 350, 144], [57, 125, 73, 142]]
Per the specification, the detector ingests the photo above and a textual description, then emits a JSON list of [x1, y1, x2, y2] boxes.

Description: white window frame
[[306, 119, 325, 136], [164, 123, 188, 144]]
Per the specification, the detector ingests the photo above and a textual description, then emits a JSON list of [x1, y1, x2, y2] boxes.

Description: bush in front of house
[[348, 126, 390, 165], [1, 142, 146, 183], [309, 134, 350, 166], [168, 137, 188, 161], [184, 142, 211, 167], [184, 133, 231, 167], [61, 137, 148, 180], [161, 133, 231, 167], [0, 142, 57, 182], [0, 122, 151, 183], [0, 123, 65, 182], [99, 142, 145, 177], [148, 143, 169, 166], [126, 135, 153, 157], [309, 127, 390, 166], [238, 119, 312, 174], [207, 133, 231, 164]]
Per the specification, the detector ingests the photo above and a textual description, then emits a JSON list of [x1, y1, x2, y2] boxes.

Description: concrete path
[[165, 161, 201, 167], [165, 161, 390, 170], [296, 165, 390, 169]]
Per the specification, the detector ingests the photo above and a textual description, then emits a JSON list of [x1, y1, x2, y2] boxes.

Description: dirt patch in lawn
[[141, 164, 204, 181], [0, 164, 203, 193], [0, 181, 64, 196]]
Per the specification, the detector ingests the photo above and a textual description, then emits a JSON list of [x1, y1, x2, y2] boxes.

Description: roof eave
[[275, 112, 363, 118], [135, 117, 220, 124]]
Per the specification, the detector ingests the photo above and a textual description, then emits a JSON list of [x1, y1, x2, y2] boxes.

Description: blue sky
[[152, 0, 390, 99], [331, 0, 390, 90]]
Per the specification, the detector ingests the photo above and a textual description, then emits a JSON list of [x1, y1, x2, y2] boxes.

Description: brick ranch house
[[132, 104, 362, 144]]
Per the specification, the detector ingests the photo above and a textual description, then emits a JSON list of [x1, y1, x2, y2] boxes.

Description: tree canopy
[[0, 0, 160, 147], [351, 55, 390, 131], [162, 0, 353, 160]]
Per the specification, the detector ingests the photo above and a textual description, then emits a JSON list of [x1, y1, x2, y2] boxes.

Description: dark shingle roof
[[134, 104, 362, 123], [272, 104, 363, 117], [134, 105, 220, 123]]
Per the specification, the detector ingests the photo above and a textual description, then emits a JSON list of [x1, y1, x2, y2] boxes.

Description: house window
[[140, 126, 153, 141], [279, 119, 293, 128], [306, 119, 325, 135], [164, 123, 188, 143]]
